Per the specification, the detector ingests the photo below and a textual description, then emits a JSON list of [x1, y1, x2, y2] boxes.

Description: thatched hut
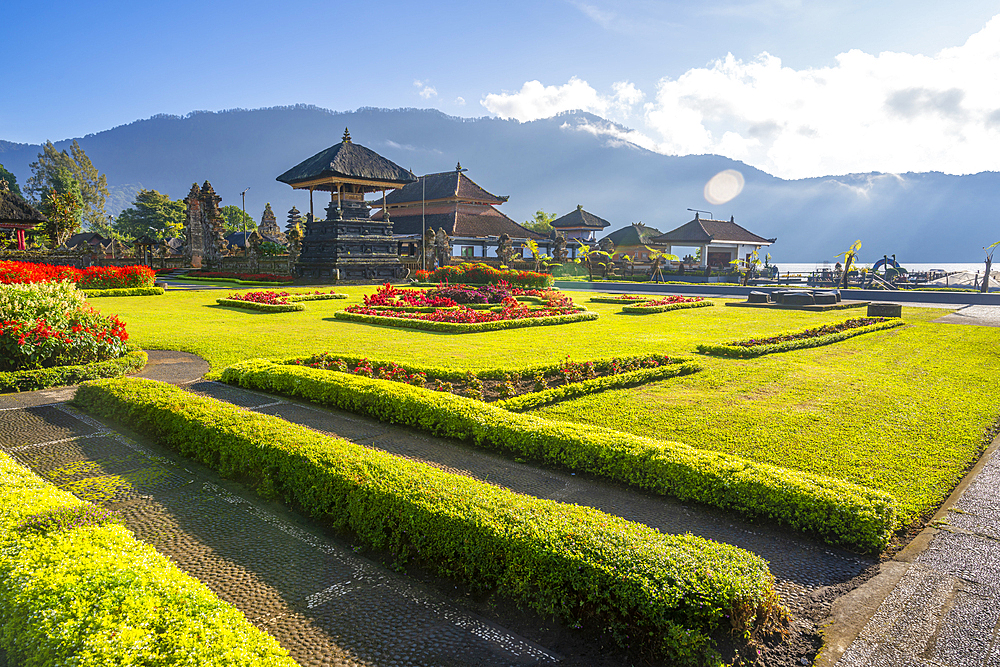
[[0, 182, 46, 250]]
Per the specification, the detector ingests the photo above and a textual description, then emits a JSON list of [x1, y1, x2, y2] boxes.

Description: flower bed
[[216, 289, 347, 313], [0, 453, 296, 665], [75, 377, 782, 665], [0, 261, 154, 289], [215, 359, 900, 553], [415, 262, 553, 288], [339, 283, 592, 332], [697, 317, 906, 357], [291, 352, 693, 404], [588, 294, 656, 304], [1, 281, 130, 373], [622, 296, 714, 314]]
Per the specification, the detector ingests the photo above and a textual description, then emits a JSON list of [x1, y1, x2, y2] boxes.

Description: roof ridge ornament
[[342, 127, 351, 143], [456, 161, 462, 172]]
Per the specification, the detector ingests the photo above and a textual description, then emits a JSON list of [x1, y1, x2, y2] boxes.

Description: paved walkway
[[934, 304, 1000, 327]]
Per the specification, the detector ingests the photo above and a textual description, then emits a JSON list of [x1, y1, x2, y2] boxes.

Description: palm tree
[[643, 246, 679, 283], [834, 240, 862, 289], [983, 241, 1000, 293]]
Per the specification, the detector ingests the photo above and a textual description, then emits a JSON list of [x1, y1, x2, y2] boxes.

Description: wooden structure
[[277, 129, 415, 281], [651, 214, 776, 269], [551, 205, 610, 242], [372, 163, 544, 263], [0, 183, 46, 250]]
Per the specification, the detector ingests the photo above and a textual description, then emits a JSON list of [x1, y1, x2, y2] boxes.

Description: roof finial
[[342, 127, 352, 143], [576, 204, 583, 211], [695, 212, 699, 220], [730, 215, 735, 223], [456, 161, 462, 172]]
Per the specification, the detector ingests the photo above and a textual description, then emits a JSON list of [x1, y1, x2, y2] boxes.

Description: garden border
[[696, 319, 906, 358], [622, 300, 714, 314], [0, 453, 296, 665], [333, 309, 598, 333], [0, 344, 147, 393], [82, 286, 165, 298], [216, 359, 899, 552], [74, 377, 780, 664]]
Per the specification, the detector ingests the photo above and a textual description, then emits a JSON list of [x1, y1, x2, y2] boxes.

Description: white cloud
[[455, 97, 466, 106], [482, 13, 1000, 178], [481, 77, 643, 122], [413, 80, 437, 100]]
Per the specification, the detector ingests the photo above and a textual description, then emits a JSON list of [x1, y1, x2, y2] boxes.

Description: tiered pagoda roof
[[651, 215, 775, 245], [551, 205, 611, 231], [276, 129, 416, 192]]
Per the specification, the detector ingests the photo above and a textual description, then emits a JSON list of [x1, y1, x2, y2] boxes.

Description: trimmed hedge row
[[696, 319, 906, 358], [0, 453, 296, 666], [176, 275, 294, 286], [216, 299, 305, 312], [272, 352, 692, 383], [333, 310, 598, 333], [74, 377, 780, 664], [622, 300, 715, 314], [496, 362, 701, 412], [588, 296, 653, 304], [0, 344, 147, 393], [217, 360, 899, 553], [82, 286, 165, 297]]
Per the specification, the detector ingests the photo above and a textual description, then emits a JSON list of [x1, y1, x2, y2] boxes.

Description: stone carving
[[435, 228, 451, 268], [258, 203, 286, 244], [497, 233, 515, 267], [183, 181, 226, 269]]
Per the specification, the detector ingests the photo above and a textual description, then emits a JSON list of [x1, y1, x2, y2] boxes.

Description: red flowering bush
[[0, 261, 154, 288], [423, 263, 553, 288], [363, 283, 458, 308], [641, 295, 704, 306], [227, 290, 295, 305], [0, 307, 129, 371]]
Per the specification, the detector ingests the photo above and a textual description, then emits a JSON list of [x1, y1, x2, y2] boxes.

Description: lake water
[[773, 262, 988, 274]]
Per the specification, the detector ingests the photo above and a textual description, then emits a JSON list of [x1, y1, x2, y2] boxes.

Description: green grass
[[89, 286, 1000, 528]]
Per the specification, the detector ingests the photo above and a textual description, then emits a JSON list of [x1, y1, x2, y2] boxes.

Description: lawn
[[90, 286, 1000, 528]]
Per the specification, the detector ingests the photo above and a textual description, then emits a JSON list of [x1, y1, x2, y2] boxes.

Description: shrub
[[74, 377, 781, 664], [0, 453, 296, 666], [0, 261, 155, 288], [0, 307, 129, 371], [82, 287, 165, 297], [0, 344, 147, 393], [334, 309, 598, 332], [0, 280, 85, 322], [216, 360, 899, 552], [424, 263, 554, 288]]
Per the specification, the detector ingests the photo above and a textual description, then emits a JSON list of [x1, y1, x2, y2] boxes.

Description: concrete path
[[933, 304, 1000, 327]]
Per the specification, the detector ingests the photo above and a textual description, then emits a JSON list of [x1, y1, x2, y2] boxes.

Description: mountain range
[[1, 105, 996, 263]]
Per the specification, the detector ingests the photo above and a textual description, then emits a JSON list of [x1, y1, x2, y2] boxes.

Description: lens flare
[[704, 170, 745, 205]]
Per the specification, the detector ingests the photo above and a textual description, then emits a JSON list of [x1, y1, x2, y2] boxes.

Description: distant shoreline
[[773, 262, 988, 273]]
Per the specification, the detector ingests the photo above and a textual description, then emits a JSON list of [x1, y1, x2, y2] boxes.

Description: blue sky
[[3, 1, 1000, 178]]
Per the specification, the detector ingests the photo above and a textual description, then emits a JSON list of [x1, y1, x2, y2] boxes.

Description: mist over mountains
[[1, 105, 996, 262]]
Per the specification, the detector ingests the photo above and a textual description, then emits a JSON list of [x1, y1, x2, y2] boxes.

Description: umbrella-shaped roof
[[0, 187, 47, 228], [276, 128, 416, 192]]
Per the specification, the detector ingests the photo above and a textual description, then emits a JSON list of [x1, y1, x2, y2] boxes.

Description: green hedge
[[273, 352, 691, 383], [82, 286, 165, 297], [175, 276, 295, 286], [0, 453, 296, 666], [74, 377, 779, 664], [217, 360, 899, 552], [216, 299, 305, 312], [696, 319, 906, 358], [0, 344, 147, 393], [588, 296, 654, 304], [622, 300, 714, 314], [333, 310, 598, 333], [496, 363, 701, 412]]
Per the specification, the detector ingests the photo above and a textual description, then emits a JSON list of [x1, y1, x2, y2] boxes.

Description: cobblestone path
[[187, 381, 877, 618], [0, 401, 559, 667]]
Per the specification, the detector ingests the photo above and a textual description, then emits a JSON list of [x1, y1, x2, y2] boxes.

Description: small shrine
[[0, 180, 46, 250], [276, 128, 416, 281], [257, 203, 286, 244]]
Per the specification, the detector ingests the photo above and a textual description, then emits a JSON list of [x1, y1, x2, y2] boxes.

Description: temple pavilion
[[0, 182, 46, 250], [650, 213, 776, 269], [276, 129, 416, 281], [550, 205, 610, 242], [372, 163, 545, 261]]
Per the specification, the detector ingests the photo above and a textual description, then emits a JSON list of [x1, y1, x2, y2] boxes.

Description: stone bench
[[867, 302, 902, 318]]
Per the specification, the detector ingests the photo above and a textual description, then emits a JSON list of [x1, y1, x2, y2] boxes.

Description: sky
[[2, 0, 1000, 179]]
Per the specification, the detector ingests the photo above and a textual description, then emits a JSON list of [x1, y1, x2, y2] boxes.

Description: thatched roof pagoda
[[551, 205, 611, 241], [0, 182, 47, 250], [276, 128, 416, 193], [650, 213, 776, 269]]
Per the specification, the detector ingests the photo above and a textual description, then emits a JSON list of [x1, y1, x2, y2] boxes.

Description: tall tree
[[114, 189, 186, 240], [25, 140, 110, 232], [0, 163, 21, 197], [522, 209, 556, 234], [220, 205, 256, 233], [39, 168, 84, 247]]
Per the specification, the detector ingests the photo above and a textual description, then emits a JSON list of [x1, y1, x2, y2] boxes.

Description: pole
[[240, 187, 250, 254], [421, 175, 426, 272]]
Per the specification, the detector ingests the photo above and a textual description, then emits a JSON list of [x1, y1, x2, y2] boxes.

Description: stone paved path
[[824, 435, 1000, 667], [934, 304, 1000, 327]]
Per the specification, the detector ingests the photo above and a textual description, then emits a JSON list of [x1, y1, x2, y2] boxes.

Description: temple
[[372, 163, 544, 261], [651, 213, 776, 269], [277, 129, 415, 281], [0, 181, 46, 251], [551, 205, 610, 242]]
